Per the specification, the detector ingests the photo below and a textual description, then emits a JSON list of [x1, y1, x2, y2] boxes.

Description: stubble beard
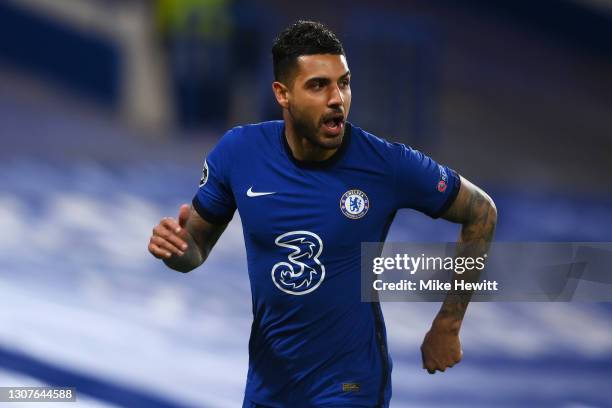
[[288, 105, 343, 151]]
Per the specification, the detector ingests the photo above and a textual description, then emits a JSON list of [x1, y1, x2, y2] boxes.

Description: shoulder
[[216, 120, 283, 151], [348, 122, 407, 159], [347, 123, 437, 182], [223, 120, 283, 141]]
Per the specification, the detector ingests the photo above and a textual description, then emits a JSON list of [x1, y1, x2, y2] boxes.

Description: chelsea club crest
[[340, 189, 369, 219]]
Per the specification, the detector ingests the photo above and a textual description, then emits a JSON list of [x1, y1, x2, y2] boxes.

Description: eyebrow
[[305, 71, 351, 84], [340, 71, 351, 79]]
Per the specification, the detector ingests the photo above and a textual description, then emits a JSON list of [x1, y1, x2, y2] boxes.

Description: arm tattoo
[[439, 176, 497, 323]]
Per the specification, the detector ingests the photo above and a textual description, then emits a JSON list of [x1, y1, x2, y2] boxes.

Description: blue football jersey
[[193, 121, 460, 407]]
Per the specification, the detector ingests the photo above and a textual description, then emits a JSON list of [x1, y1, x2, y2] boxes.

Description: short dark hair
[[272, 20, 345, 84]]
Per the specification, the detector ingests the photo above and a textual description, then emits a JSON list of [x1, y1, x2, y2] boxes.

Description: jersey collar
[[281, 121, 352, 169]]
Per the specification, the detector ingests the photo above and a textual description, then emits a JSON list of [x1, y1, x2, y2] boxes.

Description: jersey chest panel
[[233, 160, 394, 263]]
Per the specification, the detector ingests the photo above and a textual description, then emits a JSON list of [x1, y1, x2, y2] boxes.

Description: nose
[[328, 85, 344, 107]]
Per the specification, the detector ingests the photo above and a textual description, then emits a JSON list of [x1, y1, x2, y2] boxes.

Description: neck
[[283, 111, 338, 161]]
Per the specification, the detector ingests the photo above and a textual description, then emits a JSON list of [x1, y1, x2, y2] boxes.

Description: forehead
[[294, 54, 349, 80]]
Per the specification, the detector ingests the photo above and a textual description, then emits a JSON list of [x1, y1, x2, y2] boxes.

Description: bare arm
[[421, 176, 497, 373], [439, 176, 497, 320], [148, 204, 229, 273]]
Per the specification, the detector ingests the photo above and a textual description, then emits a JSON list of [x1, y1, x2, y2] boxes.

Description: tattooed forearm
[[438, 176, 497, 323]]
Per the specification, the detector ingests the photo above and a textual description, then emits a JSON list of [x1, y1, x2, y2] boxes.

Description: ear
[[272, 81, 290, 109]]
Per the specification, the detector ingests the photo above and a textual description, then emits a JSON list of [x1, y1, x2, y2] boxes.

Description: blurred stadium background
[[1, 0, 612, 407]]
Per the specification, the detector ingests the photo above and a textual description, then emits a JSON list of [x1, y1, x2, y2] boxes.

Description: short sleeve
[[192, 130, 237, 224], [393, 143, 461, 218]]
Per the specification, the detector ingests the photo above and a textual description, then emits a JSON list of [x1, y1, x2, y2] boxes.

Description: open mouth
[[321, 114, 345, 135]]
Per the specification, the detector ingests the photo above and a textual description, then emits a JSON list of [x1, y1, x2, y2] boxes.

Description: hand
[[420, 317, 463, 374], [148, 204, 191, 259]]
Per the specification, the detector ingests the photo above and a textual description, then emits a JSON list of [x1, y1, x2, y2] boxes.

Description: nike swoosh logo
[[247, 186, 276, 197]]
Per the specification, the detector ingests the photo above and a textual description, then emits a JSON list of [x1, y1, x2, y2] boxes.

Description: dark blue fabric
[[194, 121, 459, 407]]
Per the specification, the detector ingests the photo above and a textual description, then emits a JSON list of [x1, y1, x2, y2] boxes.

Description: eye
[[339, 78, 350, 88], [310, 80, 325, 90]]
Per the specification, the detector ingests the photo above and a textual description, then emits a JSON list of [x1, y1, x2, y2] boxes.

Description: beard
[[288, 105, 344, 150]]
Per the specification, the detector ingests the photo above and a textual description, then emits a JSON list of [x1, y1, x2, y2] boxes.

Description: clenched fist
[[420, 317, 463, 374], [148, 204, 191, 259]]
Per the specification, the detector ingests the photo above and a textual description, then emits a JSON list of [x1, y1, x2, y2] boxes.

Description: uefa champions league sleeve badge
[[340, 189, 369, 219], [199, 159, 209, 187]]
